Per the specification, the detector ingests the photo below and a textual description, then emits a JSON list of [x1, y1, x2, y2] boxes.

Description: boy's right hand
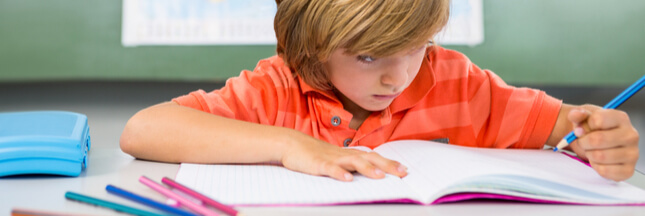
[[279, 134, 408, 182]]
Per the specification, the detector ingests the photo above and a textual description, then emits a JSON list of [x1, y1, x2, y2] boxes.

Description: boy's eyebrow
[[341, 48, 371, 56], [341, 40, 428, 57]]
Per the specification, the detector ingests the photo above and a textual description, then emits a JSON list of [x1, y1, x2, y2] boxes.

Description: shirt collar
[[298, 75, 339, 102], [389, 47, 436, 113]]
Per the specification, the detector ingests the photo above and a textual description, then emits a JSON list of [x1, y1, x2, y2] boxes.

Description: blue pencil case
[[0, 111, 90, 177]]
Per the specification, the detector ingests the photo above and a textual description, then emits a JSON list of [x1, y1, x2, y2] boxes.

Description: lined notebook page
[[175, 163, 418, 206], [375, 140, 645, 204]]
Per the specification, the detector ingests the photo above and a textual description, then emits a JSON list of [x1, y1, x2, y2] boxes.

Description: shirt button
[[331, 116, 341, 126], [343, 138, 352, 147]]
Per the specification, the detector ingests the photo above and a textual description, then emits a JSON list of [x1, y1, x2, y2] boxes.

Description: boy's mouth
[[373, 93, 401, 100]]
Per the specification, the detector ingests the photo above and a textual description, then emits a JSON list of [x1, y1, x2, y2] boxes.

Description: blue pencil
[[554, 75, 645, 152], [106, 184, 198, 216]]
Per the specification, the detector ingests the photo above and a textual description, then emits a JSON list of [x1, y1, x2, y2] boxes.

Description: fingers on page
[[320, 161, 354, 182], [340, 156, 384, 179], [362, 153, 408, 177]]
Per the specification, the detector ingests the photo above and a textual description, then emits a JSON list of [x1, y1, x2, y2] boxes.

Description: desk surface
[[2, 147, 645, 216], [2, 82, 645, 215]]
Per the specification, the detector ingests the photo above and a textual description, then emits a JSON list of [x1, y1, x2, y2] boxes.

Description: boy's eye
[[357, 55, 376, 63]]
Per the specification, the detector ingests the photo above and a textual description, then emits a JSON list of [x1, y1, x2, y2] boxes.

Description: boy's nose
[[381, 60, 409, 91]]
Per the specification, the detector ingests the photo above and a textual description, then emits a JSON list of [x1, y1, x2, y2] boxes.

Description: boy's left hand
[[566, 105, 639, 181]]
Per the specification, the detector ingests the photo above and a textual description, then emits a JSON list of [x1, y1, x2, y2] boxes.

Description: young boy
[[120, 0, 639, 182]]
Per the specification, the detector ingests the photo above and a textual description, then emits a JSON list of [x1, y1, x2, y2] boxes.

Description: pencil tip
[[554, 139, 569, 152]]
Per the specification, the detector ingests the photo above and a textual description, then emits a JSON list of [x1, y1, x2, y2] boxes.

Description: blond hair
[[274, 0, 450, 90]]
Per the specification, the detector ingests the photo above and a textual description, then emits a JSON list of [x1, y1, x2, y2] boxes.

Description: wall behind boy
[[0, 0, 643, 85]]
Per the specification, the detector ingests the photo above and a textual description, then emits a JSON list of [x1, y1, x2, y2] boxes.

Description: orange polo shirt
[[172, 46, 562, 149]]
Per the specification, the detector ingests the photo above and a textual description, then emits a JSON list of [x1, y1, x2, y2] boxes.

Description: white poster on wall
[[121, 0, 483, 47], [121, 0, 277, 46], [436, 0, 484, 46]]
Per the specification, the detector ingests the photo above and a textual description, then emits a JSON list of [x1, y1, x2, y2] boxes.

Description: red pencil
[[11, 207, 85, 216], [161, 177, 244, 216]]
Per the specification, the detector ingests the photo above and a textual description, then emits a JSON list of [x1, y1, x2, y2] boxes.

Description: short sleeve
[[465, 62, 562, 149], [172, 57, 295, 125]]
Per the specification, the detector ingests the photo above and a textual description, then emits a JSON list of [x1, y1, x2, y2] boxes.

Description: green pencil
[[65, 191, 166, 216]]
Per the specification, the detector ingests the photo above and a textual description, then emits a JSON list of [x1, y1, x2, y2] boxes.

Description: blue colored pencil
[[106, 184, 198, 216], [554, 75, 645, 151], [65, 191, 165, 216]]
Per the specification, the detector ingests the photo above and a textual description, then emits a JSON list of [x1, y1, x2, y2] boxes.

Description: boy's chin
[[361, 103, 392, 112]]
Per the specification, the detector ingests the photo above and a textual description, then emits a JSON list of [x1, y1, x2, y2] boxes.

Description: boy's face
[[325, 43, 428, 114]]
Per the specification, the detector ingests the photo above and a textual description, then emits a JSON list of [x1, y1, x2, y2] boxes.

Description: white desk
[[2, 146, 645, 215], [2, 82, 645, 215]]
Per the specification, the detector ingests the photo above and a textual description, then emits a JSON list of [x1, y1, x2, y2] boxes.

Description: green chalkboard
[[1, 0, 644, 86], [455, 0, 645, 86]]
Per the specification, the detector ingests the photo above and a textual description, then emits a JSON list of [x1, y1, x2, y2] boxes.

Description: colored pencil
[[11, 207, 84, 216], [139, 176, 220, 216], [162, 177, 244, 216], [64, 191, 165, 216], [106, 184, 197, 216], [554, 75, 645, 151]]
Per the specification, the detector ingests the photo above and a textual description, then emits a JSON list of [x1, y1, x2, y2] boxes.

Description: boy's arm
[[546, 103, 639, 181], [120, 101, 287, 164], [119, 101, 407, 181]]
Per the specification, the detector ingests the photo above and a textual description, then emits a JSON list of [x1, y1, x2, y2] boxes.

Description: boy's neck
[[348, 110, 370, 130], [333, 90, 372, 130]]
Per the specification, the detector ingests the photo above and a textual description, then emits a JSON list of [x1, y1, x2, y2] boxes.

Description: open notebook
[[174, 140, 645, 206]]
